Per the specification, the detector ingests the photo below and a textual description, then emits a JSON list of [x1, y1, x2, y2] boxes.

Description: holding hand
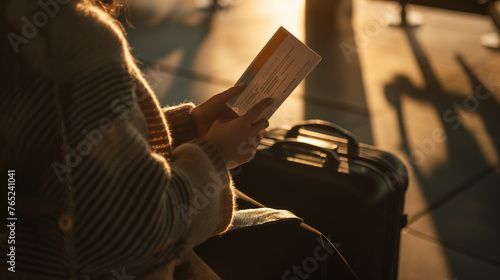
[[192, 85, 274, 169], [203, 97, 274, 169], [191, 85, 243, 139]]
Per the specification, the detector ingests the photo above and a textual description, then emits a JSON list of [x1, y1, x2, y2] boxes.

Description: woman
[[0, 0, 272, 278]]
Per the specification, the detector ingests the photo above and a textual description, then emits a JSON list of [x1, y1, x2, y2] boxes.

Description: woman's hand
[[203, 98, 274, 169], [191, 85, 243, 139]]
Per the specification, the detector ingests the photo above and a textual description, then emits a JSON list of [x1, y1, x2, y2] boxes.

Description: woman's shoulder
[[5, 0, 133, 81]]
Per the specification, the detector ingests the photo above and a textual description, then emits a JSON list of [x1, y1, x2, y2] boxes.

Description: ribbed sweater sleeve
[[62, 67, 235, 276], [0, 2, 235, 278], [162, 104, 197, 148]]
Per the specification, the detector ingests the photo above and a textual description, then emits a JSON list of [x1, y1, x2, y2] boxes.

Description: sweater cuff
[[163, 103, 197, 147], [190, 139, 234, 234], [190, 139, 229, 187]]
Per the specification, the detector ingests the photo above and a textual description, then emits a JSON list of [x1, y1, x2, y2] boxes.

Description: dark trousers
[[193, 193, 353, 280]]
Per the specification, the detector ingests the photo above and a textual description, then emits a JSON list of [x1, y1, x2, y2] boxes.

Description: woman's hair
[[91, 0, 123, 18], [0, 0, 124, 89]]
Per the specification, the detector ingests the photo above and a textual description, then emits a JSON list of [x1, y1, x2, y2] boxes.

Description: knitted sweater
[[0, 1, 234, 279]]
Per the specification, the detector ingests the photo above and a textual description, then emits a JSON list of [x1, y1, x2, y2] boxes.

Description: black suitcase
[[232, 120, 408, 280]]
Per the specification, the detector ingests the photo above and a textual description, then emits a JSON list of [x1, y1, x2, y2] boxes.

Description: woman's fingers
[[242, 98, 274, 124], [215, 84, 246, 102], [258, 129, 267, 138], [201, 93, 274, 169], [250, 118, 270, 135], [253, 130, 266, 146]]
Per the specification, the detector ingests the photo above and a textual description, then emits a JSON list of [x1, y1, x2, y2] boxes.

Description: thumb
[[217, 83, 246, 102]]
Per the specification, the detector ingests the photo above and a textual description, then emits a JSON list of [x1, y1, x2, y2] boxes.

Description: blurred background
[[120, 0, 500, 279]]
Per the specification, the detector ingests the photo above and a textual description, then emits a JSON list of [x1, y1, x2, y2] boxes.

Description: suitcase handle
[[285, 120, 359, 154], [272, 140, 341, 169]]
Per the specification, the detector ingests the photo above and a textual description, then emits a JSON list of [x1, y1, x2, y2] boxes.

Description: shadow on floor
[[384, 24, 500, 274]]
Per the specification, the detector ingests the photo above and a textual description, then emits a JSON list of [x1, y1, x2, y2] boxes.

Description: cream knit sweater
[[0, 1, 234, 279]]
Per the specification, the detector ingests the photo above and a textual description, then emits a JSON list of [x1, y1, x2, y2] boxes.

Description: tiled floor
[[122, 0, 500, 278]]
